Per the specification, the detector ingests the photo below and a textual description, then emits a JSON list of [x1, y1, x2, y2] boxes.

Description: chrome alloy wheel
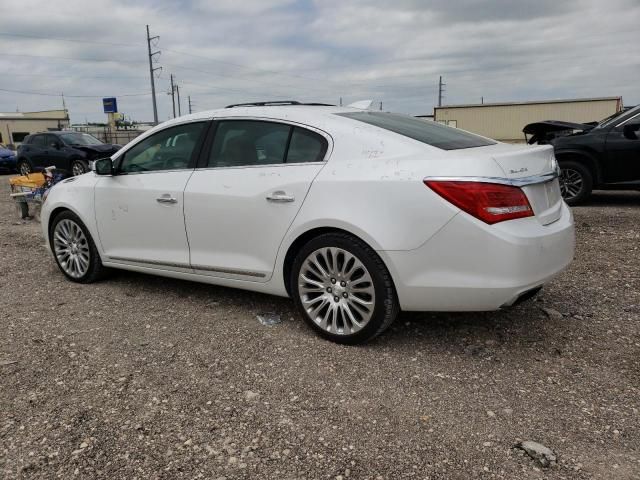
[[559, 168, 583, 200], [53, 219, 90, 278], [298, 247, 376, 335], [19, 162, 31, 176]]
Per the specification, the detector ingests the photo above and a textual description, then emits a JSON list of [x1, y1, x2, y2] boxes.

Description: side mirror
[[623, 122, 640, 140], [94, 158, 113, 175], [50, 141, 61, 149]]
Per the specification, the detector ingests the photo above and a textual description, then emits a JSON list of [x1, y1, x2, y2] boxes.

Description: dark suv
[[16, 131, 121, 176], [524, 105, 640, 204]]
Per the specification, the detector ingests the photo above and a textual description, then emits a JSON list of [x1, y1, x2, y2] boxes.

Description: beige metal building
[[0, 110, 70, 146], [433, 97, 623, 142]]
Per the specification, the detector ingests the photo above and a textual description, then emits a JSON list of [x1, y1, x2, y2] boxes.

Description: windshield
[[336, 112, 496, 150], [595, 105, 640, 129], [59, 133, 103, 146]]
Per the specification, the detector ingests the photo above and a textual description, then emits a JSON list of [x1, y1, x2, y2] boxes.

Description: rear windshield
[[336, 112, 496, 150]]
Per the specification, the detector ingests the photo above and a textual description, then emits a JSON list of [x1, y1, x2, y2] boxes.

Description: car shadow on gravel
[[101, 268, 554, 355], [379, 305, 554, 350], [574, 190, 640, 207]]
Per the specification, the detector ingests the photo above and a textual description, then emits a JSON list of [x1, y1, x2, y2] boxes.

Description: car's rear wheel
[[291, 232, 399, 344], [71, 159, 89, 176], [50, 210, 107, 283], [17, 160, 32, 176], [559, 160, 593, 205]]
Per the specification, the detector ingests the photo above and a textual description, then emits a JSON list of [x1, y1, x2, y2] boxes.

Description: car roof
[[164, 105, 365, 128], [31, 131, 69, 136]]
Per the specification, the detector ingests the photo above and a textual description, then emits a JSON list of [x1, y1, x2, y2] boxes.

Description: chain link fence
[[71, 126, 144, 146]]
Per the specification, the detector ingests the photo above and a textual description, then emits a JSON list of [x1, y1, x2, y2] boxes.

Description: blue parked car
[[0, 144, 17, 173]]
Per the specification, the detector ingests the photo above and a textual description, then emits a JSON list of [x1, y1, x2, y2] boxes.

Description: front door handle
[[156, 195, 178, 204], [266, 191, 295, 203]]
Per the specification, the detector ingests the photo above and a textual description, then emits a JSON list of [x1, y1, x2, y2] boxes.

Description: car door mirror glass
[[622, 123, 640, 140], [94, 158, 113, 175]]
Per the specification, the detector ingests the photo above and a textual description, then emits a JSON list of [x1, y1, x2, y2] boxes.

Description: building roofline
[[435, 96, 622, 110], [0, 117, 70, 121]]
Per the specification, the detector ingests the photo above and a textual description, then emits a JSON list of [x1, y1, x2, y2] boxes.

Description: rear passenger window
[[208, 121, 291, 168], [286, 128, 327, 163], [32, 135, 47, 147]]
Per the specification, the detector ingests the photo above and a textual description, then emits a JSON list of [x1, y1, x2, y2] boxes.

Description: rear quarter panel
[[282, 120, 512, 253]]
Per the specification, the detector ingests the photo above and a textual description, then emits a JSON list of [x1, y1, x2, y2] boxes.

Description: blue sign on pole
[[102, 97, 118, 113]]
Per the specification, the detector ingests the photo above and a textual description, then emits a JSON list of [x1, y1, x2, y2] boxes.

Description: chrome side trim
[[423, 171, 557, 187], [106, 256, 266, 278], [107, 256, 191, 270], [191, 264, 266, 278]]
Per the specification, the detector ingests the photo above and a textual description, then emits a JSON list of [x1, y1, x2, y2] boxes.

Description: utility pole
[[176, 84, 181, 117], [169, 74, 176, 118], [481, 96, 484, 104], [438, 75, 446, 107], [188, 96, 193, 114], [339, 97, 343, 107], [146, 25, 161, 125], [379, 102, 383, 111]]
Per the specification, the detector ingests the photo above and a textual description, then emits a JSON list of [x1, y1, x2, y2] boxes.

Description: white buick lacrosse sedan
[[42, 101, 574, 344]]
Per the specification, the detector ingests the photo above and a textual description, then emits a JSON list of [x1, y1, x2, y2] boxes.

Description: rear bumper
[[381, 202, 575, 311]]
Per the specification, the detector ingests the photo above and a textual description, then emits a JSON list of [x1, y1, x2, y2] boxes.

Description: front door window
[[118, 122, 206, 173]]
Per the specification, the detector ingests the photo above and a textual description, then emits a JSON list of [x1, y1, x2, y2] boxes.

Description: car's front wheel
[[559, 160, 593, 205], [291, 232, 399, 344], [71, 159, 89, 176], [49, 210, 107, 283], [17, 160, 32, 176]]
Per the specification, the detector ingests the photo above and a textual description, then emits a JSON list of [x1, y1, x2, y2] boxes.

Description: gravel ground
[[1, 177, 639, 479]]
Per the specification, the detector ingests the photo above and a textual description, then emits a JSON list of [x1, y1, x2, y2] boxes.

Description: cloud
[[0, 0, 637, 122]]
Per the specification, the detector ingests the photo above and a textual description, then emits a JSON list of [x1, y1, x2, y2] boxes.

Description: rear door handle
[[156, 195, 178, 204], [266, 191, 295, 203]]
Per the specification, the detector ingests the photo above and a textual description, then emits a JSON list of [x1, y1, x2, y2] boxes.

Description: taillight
[[424, 180, 533, 224]]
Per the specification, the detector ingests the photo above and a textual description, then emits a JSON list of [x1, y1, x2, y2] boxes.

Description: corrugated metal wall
[[434, 98, 621, 142]]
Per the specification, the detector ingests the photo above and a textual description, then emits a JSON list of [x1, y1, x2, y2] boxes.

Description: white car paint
[[41, 105, 574, 311]]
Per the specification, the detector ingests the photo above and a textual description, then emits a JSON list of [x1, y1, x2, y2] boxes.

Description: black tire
[[49, 210, 107, 283], [558, 160, 593, 206], [290, 232, 399, 344], [17, 159, 32, 176], [71, 159, 89, 176]]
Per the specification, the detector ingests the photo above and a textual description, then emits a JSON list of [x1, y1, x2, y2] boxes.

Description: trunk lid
[[489, 144, 561, 225], [445, 143, 562, 225]]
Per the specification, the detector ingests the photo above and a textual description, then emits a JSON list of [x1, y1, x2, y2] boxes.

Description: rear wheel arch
[[555, 150, 602, 185], [283, 227, 390, 297]]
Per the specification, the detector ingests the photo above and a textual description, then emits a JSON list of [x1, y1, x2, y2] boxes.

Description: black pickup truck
[[524, 105, 640, 205]]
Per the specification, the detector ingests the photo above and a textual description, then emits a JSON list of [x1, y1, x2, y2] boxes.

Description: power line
[[9, 73, 148, 80], [0, 87, 150, 98], [0, 31, 140, 48], [0, 51, 143, 65]]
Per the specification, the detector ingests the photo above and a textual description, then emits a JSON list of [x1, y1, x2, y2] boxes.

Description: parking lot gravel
[[1, 178, 639, 479]]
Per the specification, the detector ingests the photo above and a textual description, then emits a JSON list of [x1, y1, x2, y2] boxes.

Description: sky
[[0, 0, 638, 124]]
